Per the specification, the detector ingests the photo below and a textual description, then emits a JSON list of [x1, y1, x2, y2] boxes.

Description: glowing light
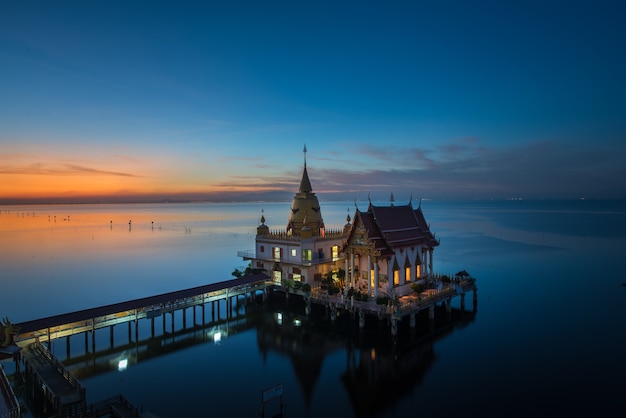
[[293, 318, 301, 327], [214, 331, 221, 344], [118, 358, 128, 371], [276, 312, 283, 325]]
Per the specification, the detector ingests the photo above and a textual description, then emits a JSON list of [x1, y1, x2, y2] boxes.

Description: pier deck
[[15, 273, 271, 346], [21, 341, 86, 416]]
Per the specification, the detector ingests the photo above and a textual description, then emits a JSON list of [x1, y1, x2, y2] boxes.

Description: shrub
[[301, 283, 311, 292], [410, 283, 424, 293], [376, 296, 390, 305]]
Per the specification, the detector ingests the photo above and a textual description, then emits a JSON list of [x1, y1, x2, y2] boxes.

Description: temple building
[[240, 147, 349, 285], [341, 195, 439, 298]]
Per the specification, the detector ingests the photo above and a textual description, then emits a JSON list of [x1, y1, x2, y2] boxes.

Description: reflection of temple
[[256, 301, 345, 408], [256, 296, 476, 417], [241, 146, 349, 285]]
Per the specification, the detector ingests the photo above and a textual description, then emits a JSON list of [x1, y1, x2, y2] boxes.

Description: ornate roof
[[343, 202, 438, 257]]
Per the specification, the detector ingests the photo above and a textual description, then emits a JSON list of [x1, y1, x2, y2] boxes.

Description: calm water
[[1, 199, 625, 417]]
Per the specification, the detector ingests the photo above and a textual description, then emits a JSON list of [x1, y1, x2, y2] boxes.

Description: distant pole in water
[[110, 220, 112, 230], [129, 220, 131, 231]]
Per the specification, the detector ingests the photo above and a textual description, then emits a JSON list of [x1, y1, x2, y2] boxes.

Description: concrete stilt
[[428, 305, 435, 320], [410, 313, 416, 328], [390, 318, 398, 336], [359, 310, 365, 329], [460, 293, 466, 310], [330, 304, 337, 321]]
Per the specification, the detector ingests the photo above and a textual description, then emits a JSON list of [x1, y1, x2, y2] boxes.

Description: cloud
[[0, 163, 140, 177], [307, 139, 626, 199]]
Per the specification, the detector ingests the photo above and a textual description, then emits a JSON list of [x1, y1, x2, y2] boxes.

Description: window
[[332, 245, 339, 259], [416, 265, 421, 279], [302, 249, 312, 262], [393, 269, 400, 286], [291, 248, 297, 257], [260, 245, 265, 253], [405, 267, 411, 283], [273, 247, 282, 260]]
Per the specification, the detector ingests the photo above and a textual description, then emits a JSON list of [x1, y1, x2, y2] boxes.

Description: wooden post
[[110, 326, 114, 348]]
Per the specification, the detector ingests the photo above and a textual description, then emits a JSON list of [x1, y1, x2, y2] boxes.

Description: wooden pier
[[11, 273, 271, 417], [15, 273, 271, 347]]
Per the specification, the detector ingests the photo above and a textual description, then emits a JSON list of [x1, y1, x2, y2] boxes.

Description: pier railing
[[307, 279, 476, 317], [0, 365, 19, 418]]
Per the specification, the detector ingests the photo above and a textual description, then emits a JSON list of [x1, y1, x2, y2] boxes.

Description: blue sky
[[1, 1, 625, 202]]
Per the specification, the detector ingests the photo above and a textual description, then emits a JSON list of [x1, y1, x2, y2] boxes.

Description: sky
[[1, 0, 625, 203]]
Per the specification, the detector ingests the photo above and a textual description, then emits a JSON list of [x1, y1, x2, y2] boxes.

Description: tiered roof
[[346, 202, 438, 257]]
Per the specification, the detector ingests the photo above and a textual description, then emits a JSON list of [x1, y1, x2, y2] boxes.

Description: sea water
[[1, 199, 624, 417]]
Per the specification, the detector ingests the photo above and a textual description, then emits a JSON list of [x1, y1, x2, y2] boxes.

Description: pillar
[[110, 326, 114, 348], [305, 298, 311, 315], [358, 310, 365, 329], [330, 304, 337, 321], [350, 251, 355, 288], [345, 257, 350, 290], [171, 311, 175, 333], [128, 322, 132, 342], [428, 305, 435, 320], [66, 336, 71, 359], [135, 319, 139, 341], [390, 318, 398, 337], [460, 293, 466, 310], [367, 254, 372, 295], [410, 312, 416, 328], [151, 318, 155, 337], [183, 308, 187, 329], [446, 298, 452, 313], [162, 311, 166, 333], [374, 260, 379, 298]]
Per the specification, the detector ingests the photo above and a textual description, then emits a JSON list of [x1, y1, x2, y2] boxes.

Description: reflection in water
[[257, 294, 476, 418]]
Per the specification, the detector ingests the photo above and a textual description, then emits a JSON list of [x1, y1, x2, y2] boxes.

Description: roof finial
[[390, 192, 395, 207], [303, 144, 307, 167], [409, 193, 413, 205], [368, 192, 371, 204]]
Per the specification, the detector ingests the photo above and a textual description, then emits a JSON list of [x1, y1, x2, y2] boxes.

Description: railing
[[85, 395, 140, 417], [0, 365, 19, 418], [31, 341, 85, 395]]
